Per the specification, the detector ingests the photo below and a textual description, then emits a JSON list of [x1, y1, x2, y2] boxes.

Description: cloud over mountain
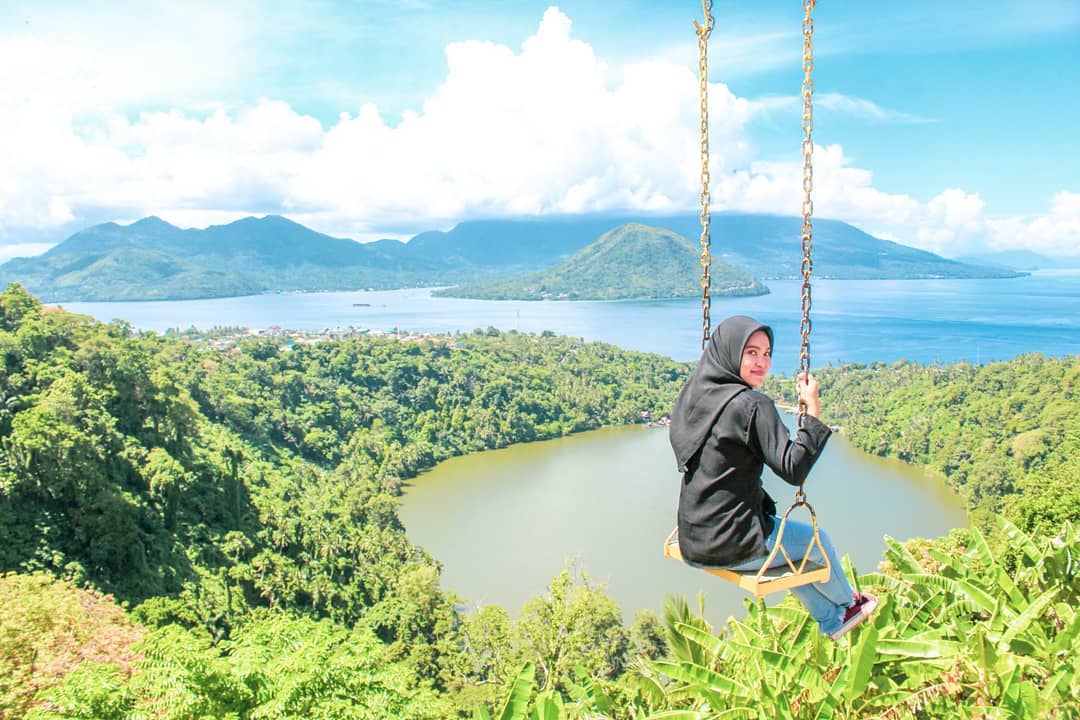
[[0, 6, 1076, 258]]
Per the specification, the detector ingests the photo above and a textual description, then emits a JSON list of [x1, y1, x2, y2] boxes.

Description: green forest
[[434, 223, 767, 302], [1, 282, 1077, 719]]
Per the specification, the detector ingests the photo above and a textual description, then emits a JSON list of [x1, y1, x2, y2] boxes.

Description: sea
[[64, 270, 1080, 369]]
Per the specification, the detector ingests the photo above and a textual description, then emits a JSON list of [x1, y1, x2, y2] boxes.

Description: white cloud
[[859, 188, 1080, 259], [0, 5, 1075, 260], [289, 7, 749, 230], [815, 94, 933, 124], [3, 3, 256, 114], [985, 191, 1080, 258], [746, 93, 932, 126]]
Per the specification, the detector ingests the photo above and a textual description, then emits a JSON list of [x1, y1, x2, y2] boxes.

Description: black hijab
[[669, 315, 774, 471]]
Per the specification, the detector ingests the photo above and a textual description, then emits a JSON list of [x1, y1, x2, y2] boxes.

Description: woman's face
[[739, 330, 772, 388]]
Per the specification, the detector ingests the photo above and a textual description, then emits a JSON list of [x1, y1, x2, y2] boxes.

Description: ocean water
[[65, 270, 1080, 369]]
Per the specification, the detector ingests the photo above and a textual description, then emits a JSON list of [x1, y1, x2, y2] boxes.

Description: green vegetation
[[0, 282, 684, 717], [0, 212, 1021, 302], [0, 216, 450, 301], [482, 519, 1079, 719], [435, 223, 767, 301], [766, 356, 1080, 541], [1, 281, 1076, 719]]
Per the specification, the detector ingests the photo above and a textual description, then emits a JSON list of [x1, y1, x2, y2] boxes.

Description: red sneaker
[[829, 592, 878, 641]]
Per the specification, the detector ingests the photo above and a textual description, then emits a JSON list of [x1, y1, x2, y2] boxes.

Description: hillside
[[434, 222, 767, 300], [406, 213, 1026, 281], [0, 212, 1024, 302], [0, 215, 448, 301]]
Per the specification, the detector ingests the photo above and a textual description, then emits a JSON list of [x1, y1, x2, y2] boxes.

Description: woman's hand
[[797, 372, 821, 418]]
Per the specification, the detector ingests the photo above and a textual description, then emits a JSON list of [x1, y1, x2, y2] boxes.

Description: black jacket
[[677, 389, 831, 567], [669, 315, 831, 567]]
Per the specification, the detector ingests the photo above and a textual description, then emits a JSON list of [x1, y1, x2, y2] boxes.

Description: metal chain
[[694, 0, 714, 350], [797, 0, 816, 428]]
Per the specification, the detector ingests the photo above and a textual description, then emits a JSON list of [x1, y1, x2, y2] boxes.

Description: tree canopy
[[1, 282, 1076, 719]]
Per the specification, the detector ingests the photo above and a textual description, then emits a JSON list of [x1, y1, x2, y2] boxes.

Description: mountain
[[954, 250, 1080, 271], [0, 212, 1025, 302], [414, 213, 1026, 281], [434, 222, 767, 301], [405, 217, 626, 272], [0, 215, 448, 301]]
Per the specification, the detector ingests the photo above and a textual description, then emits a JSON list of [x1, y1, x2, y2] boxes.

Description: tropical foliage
[[481, 519, 1080, 719], [2, 281, 1077, 719], [0, 282, 683, 717], [767, 355, 1079, 539]]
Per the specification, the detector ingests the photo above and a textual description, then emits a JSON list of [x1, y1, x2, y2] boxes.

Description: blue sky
[[1, 0, 1077, 260]]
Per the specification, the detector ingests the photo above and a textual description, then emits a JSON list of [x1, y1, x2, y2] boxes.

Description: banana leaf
[[496, 663, 536, 720]]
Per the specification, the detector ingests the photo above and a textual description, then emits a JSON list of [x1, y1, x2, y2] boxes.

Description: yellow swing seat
[[663, 497, 831, 598]]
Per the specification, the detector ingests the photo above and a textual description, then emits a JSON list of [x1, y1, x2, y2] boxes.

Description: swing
[[662, 0, 830, 599]]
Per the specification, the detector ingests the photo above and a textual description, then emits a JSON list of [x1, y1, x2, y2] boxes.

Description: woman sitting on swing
[[669, 315, 877, 640]]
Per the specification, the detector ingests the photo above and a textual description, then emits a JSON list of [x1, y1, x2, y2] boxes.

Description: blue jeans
[[725, 515, 854, 635]]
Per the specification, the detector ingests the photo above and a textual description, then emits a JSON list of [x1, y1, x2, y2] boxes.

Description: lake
[[64, 270, 1080, 369], [399, 419, 967, 626]]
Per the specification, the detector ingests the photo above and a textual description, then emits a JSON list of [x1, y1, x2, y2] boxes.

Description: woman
[[669, 315, 876, 640]]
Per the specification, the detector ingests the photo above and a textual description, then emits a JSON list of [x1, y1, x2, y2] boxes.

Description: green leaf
[[812, 672, 844, 720], [897, 593, 946, 635], [883, 535, 924, 574], [999, 517, 1040, 566], [1000, 587, 1058, 648], [530, 690, 563, 720], [904, 573, 1004, 617], [844, 621, 879, 701], [966, 526, 996, 568], [1039, 666, 1072, 706], [927, 548, 969, 578], [1000, 666, 1041, 718], [635, 672, 667, 707], [875, 637, 959, 660], [1049, 606, 1080, 656], [651, 660, 751, 697], [673, 621, 727, 659], [497, 663, 536, 720], [974, 625, 1000, 678], [968, 528, 1027, 608]]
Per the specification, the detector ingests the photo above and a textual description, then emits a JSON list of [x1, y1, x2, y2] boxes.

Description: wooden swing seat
[[664, 527, 830, 599]]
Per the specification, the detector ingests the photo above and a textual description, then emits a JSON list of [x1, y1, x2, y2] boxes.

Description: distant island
[[952, 249, 1080, 272], [0, 212, 1026, 302], [434, 223, 767, 301]]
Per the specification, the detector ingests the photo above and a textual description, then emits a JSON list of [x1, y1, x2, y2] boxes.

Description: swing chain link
[[798, 0, 816, 428], [695, 0, 714, 350]]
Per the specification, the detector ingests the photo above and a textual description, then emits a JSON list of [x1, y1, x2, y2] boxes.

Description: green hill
[[0, 215, 447, 301], [402, 213, 1027, 281], [434, 223, 767, 301], [0, 213, 1024, 302]]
